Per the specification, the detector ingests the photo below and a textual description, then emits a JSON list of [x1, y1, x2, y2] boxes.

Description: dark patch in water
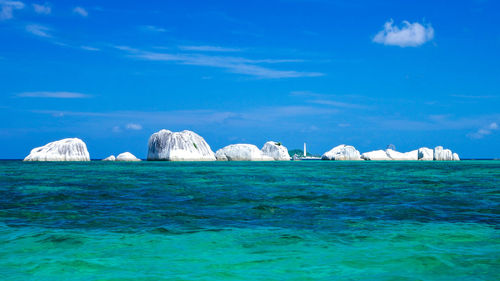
[[41, 234, 83, 245]]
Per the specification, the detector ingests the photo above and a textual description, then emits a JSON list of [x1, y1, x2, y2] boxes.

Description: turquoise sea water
[[0, 160, 499, 280]]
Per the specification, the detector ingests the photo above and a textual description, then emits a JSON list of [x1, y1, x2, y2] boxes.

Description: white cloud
[[114, 46, 323, 79], [25, 24, 52, 37], [80, 46, 100, 51], [33, 3, 50, 15], [179, 45, 241, 52], [112, 126, 122, 133], [451, 94, 497, 99], [140, 25, 167, 32], [73, 6, 87, 17], [290, 91, 369, 109], [307, 99, 368, 109], [467, 122, 498, 139], [114, 45, 139, 52], [17, 91, 91, 98], [126, 123, 142, 130], [0, 0, 24, 20], [373, 19, 434, 47]]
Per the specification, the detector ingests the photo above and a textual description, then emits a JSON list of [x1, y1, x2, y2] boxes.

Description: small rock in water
[[116, 152, 141, 161], [102, 155, 115, 161]]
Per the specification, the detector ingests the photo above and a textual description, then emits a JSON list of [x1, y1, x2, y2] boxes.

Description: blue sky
[[1, 0, 499, 159]]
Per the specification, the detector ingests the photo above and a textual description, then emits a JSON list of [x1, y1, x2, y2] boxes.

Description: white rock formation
[[216, 144, 274, 161], [361, 146, 459, 161], [147, 129, 216, 161], [116, 152, 141, 162], [418, 147, 434, 161], [386, 149, 418, 160], [261, 141, 290, 161], [23, 138, 90, 161], [321, 145, 361, 160], [434, 146, 454, 161], [361, 150, 392, 160], [404, 150, 419, 160], [102, 155, 116, 161], [361, 149, 418, 160]]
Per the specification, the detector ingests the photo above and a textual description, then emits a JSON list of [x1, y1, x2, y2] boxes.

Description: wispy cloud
[[31, 105, 339, 128], [307, 99, 369, 109], [179, 45, 242, 52], [112, 123, 143, 132], [32, 3, 50, 15], [114, 45, 139, 52], [73, 6, 87, 17], [80, 45, 100, 51], [0, 0, 24, 20], [290, 91, 369, 109], [364, 114, 500, 133], [25, 24, 52, 38], [373, 19, 434, 47], [126, 123, 142, 130], [451, 94, 497, 99], [17, 91, 91, 98], [114, 46, 322, 79], [467, 122, 499, 139], [139, 25, 167, 32]]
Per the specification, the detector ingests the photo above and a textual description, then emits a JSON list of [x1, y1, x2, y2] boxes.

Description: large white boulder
[[216, 144, 274, 161], [261, 141, 290, 161], [116, 152, 141, 161], [23, 138, 90, 161], [418, 147, 434, 160], [453, 153, 460, 161], [361, 150, 392, 160], [102, 155, 116, 161], [147, 129, 216, 161], [434, 146, 454, 161], [322, 145, 361, 160]]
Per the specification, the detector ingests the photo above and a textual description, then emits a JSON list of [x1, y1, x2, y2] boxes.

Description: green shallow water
[[0, 161, 499, 280]]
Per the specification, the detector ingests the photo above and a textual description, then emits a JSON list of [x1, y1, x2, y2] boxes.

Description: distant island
[[288, 149, 315, 158]]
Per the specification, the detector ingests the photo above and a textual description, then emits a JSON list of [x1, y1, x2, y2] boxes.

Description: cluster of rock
[[23, 130, 292, 162], [22, 130, 460, 162], [320, 145, 459, 161], [215, 142, 290, 161]]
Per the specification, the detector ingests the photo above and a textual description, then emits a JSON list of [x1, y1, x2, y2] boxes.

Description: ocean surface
[[0, 160, 498, 280]]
